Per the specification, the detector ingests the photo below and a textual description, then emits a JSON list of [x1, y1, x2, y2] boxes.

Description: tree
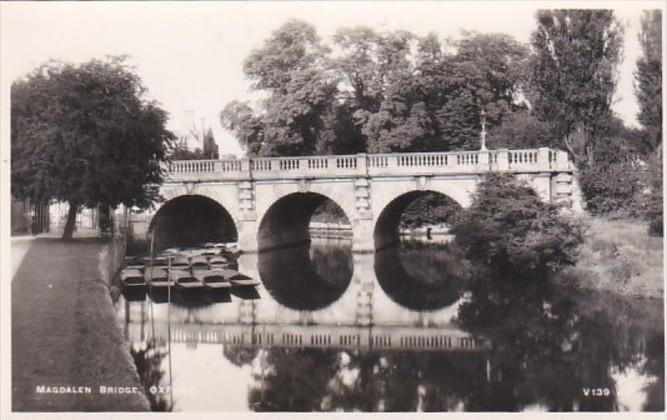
[[358, 31, 529, 153], [220, 100, 265, 156], [223, 23, 530, 157], [450, 174, 583, 279], [633, 10, 663, 236], [202, 128, 219, 159], [11, 57, 174, 239], [169, 144, 207, 160], [635, 10, 662, 155], [488, 110, 559, 150], [529, 10, 623, 165], [221, 20, 339, 157]]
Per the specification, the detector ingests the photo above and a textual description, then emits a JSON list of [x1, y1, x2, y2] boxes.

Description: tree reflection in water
[[232, 262, 663, 411], [130, 340, 172, 411], [257, 241, 353, 310], [248, 348, 339, 411], [375, 241, 466, 310], [243, 346, 494, 411], [457, 268, 665, 412]]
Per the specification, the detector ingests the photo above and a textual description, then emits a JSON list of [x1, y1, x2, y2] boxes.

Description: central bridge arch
[[257, 191, 351, 252]]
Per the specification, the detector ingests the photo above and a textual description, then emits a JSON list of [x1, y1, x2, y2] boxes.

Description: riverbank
[[11, 237, 149, 411], [559, 217, 664, 299]]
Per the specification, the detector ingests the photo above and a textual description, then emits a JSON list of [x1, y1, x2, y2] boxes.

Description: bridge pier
[[351, 218, 375, 253], [238, 217, 259, 253]]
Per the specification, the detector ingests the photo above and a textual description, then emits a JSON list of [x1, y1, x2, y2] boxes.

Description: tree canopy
[[529, 10, 623, 165], [11, 56, 174, 239], [221, 21, 530, 157], [635, 9, 662, 155]]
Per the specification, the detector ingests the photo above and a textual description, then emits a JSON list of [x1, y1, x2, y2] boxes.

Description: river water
[[115, 238, 664, 412]]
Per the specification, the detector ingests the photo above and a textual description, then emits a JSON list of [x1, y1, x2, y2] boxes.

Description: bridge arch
[[257, 192, 351, 252], [149, 194, 238, 250], [373, 189, 463, 250], [374, 244, 465, 310], [258, 242, 353, 310]]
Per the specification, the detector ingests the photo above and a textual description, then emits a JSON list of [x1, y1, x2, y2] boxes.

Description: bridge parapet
[[164, 148, 572, 182]]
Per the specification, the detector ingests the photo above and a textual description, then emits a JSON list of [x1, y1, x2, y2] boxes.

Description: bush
[[450, 173, 583, 280], [646, 156, 663, 236], [578, 161, 646, 217]]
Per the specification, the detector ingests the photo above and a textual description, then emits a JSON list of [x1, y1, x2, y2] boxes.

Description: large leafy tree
[[635, 9, 663, 156], [529, 9, 623, 165], [638, 8, 665, 236], [342, 30, 529, 153], [11, 57, 174, 239], [221, 20, 339, 157], [223, 22, 529, 157]]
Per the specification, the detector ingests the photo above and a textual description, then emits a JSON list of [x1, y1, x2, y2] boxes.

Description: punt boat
[[170, 255, 190, 269], [208, 255, 228, 269], [144, 267, 172, 288], [190, 255, 209, 269], [171, 269, 203, 290], [124, 264, 145, 272], [142, 255, 169, 267], [219, 269, 259, 287], [121, 268, 146, 287], [194, 269, 232, 291]]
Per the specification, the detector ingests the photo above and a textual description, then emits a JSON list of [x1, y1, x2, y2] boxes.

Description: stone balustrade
[[164, 147, 572, 182]]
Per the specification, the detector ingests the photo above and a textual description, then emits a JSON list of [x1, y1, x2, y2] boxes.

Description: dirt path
[[11, 238, 149, 412]]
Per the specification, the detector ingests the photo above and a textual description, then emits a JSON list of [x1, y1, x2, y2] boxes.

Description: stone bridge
[[152, 148, 578, 252]]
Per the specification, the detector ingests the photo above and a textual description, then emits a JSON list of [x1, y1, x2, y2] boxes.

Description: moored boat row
[[121, 265, 259, 290]]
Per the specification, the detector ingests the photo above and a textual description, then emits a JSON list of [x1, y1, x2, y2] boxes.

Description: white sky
[[1, 1, 663, 158]]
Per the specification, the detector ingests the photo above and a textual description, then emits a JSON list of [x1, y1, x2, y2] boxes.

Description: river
[[115, 238, 664, 412]]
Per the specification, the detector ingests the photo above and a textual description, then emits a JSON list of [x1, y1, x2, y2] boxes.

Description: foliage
[[450, 173, 583, 279], [399, 192, 460, 228], [11, 56, 174, 239], [202, 128, 219, 159], [635, 10, 663, 155], [345, 30, 530, 153], [529, 9, 623, 165], [578, 159, 645, 217], [646, 155, 663, 236], [222, 21, 530, 156], [488, 110, 559, 149], [221, 20, 339, 157], [169, 145, 205, 160], [311, 199, 349, 224], [169, 129, 219, 161], [576, 126, 650, 217], [220, 100, 265, 156]]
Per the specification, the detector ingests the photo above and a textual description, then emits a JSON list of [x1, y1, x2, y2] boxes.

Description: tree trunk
[[62, 201, 79, 240]]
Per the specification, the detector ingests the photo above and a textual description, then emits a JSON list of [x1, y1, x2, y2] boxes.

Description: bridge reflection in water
[[117, 239, 486, 411]]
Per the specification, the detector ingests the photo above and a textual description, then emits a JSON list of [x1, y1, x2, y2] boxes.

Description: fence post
[[538, 147, 550, 171], [241, 158, 253, 179], [356, 153, 368, 177], [477, 150, 489, 171], [496, 149, 509, 171]]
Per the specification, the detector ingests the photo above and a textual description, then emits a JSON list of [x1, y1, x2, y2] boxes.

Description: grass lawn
[[560, 217, 664, 298]]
